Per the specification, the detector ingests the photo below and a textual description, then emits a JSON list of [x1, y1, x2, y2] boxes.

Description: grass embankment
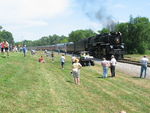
[[124, 54, 150, 61], [0, 52, 150, 113]]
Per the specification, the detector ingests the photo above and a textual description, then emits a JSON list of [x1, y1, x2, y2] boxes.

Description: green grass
[[0, 52, 150, 113]]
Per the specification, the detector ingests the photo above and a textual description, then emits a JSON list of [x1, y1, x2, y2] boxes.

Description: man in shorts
[[72, 59, 82, 85], [60, 54, 65, 69]]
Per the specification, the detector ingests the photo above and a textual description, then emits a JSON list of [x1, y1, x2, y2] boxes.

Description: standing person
[[31, 49, 36, 55], [60, 54, 65, 69], [51, 52, 54, 62], [140, 55, 149, 78], [0, 41, 4, 53], [110, 55, 117, 77], [101, 58, 110, 78], [72, 58, 82, 85], [44, 50, 48, 57], [4, 41, 9, 56], [22, 45, 27, 57], [13, 46, 18, 52]]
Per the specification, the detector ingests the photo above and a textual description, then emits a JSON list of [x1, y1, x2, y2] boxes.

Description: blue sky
[[0, 0, 150, 42]]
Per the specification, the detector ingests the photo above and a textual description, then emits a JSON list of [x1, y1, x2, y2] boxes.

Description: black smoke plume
[[79, 0, 117, 31]]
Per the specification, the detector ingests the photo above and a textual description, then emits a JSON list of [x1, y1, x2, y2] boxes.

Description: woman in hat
[[72, 58, 82, 85]]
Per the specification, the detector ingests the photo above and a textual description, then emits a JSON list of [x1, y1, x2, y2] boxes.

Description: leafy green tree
[[98, 28, 110, 34], [68, 29, 96, 42], [0, 30, 14, 45], [115, 16, 150, 54], [58, 35, 68, 43]]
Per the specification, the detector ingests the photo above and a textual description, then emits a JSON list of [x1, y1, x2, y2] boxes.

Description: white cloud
[[0, 0, 70, 25], [0, 0, 71, 41]]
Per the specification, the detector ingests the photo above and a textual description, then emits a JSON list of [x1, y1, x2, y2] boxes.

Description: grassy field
[[0, 52, 150, 113]]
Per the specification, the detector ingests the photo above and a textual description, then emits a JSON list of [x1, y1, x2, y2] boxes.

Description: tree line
[[16, 29, 96, 47], [15, 16, 150, 54]]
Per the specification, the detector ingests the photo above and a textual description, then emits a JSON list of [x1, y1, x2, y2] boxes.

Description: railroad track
[[118, 59, 150, 67]]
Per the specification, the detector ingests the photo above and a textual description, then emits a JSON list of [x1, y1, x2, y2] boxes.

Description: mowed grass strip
[[0, 52, 150, 113]]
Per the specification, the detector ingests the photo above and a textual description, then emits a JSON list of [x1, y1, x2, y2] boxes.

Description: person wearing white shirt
[[140, 55, 149, 78], [60, 54, 65, 69], [72, 58, 82, 85], [110, 55, 117, 77]]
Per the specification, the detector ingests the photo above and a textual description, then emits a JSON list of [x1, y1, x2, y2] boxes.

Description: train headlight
[[110, 45, 113, 49], [115, 38, 120, 44], [121, 45, 124, 48]]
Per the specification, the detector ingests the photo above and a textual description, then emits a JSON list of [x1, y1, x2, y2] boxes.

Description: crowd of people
[[0, 41, 149, 81], [0, 41, 29, 57], [101, 55, 149, 79]]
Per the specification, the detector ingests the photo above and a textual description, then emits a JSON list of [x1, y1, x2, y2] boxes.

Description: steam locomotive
[[29, 32, 124, 60]]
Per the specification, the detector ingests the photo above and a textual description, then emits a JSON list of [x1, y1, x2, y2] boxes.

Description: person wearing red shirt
[[39, 56, 45, 63], [4, 41, 9, 56], [1, 41, 4, 53]]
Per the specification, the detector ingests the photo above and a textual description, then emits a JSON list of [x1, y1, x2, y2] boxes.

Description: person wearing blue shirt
[[22, 45, 27, 57]]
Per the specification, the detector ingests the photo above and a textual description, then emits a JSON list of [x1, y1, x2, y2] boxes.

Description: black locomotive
[[67, 32, 124, 59]]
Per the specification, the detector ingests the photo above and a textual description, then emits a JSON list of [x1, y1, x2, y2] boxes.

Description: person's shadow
[[66, 80, 74, 84], [97, 76, 112, 78], [132, 76, 142, 79], [97, 76, 103, 78], [0, 55, 6, 58]]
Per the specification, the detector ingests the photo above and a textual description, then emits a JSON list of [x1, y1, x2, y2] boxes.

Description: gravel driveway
[[95, 59, 150, 79], [116, 62, 150, 79]]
